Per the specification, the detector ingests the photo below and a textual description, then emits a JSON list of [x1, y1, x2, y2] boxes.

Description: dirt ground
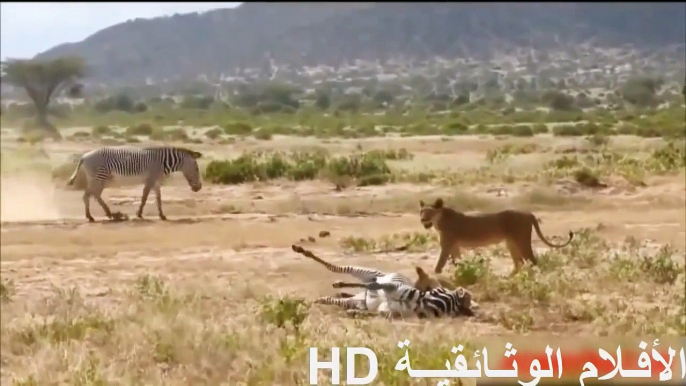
[[1, 134, 684, 385]]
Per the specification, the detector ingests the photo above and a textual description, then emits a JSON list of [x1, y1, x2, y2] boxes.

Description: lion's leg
[[434, 237, 454, 274], [450, 244, 462, 266], [506, 240, 524, 275], [518, 240, 539, 266]]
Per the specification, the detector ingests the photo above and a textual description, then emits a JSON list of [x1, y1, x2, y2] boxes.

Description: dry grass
[[1, 131, 684, 385]]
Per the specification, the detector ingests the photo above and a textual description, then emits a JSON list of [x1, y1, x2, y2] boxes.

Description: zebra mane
[[144, 146, 203, 159]]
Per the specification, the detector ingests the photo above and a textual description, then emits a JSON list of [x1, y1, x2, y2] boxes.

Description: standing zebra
[[67, 146, 203, 222]]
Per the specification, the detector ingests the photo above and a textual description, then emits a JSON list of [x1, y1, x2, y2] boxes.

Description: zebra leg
[[81, 167, 97, 222], [136, 185, 152, 219], [137, 171, 164, 219], [153, 185, 166, 221], [314, 296, 365, 310], [83, 191, 94, 222], [332, 281, 367, 289], [291, 245, 386, 282], [89, 182, 113, 220]]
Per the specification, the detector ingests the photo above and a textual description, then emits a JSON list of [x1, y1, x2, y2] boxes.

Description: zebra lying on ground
[[332, 278, 475, 319], [291, 245, 471, 319], [67, 146, 202, 222]]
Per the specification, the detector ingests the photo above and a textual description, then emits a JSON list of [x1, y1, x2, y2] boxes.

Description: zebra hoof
[[332, 281, 345, 288], [111, 212, 128, 222], [159, 215, 167, 221]]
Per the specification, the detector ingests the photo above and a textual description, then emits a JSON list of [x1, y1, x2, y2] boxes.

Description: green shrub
[[553, 124, 584, 136], [203, 150, 392, 186], [224, 122, 253, 135], [92, 125, 113, 137], [444, 121, 469, 134], [204, 128, 223, 140], [511, 125, 534, 137], [532, 124, 549, 134], [254, 129, 273, 140], [125, 123, 154, 136]]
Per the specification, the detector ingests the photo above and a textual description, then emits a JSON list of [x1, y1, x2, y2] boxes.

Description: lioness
[[419, 198, 574, 274]]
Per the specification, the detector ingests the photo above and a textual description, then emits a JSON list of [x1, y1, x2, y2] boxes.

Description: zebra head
[[179, 149, 203, 192]]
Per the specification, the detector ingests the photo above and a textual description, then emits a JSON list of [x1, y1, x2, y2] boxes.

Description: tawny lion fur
[[419, 198, 574, 274]]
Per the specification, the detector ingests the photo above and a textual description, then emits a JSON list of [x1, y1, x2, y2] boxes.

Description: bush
[[621, 76, 663, 107], [253, 101, 286, 115], [511, 125, 534, 137], [92, 125, 114, 137], [542, 90, 576, 111], [553, 123, 606, 137], [315, 91, 331, 110], [125, 123, 154, 136], [532, 124, 548, 134], [180, 95, 214, 110], [203, 150, 393, 187], [444, 121, 469, 134], [574, 168, 605, 188], [134, 102, 148, 113], [149, 127, 189, 142], [325, 152, 391, 181], [490, 125, 534, 136], [204, 128, 223, 140], [93, 94, 136, 113], [254, 129, 273, 140], [224, 122, 253, 136], [452, 256, 490, 286]]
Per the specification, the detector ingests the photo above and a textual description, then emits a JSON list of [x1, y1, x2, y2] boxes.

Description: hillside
[[35, 2, 686, 85]]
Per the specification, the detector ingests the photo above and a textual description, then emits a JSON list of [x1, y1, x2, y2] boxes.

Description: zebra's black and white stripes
[[341, 279, 475, 318], [291, 245, 416, 316], [68, 146, 203, 222]]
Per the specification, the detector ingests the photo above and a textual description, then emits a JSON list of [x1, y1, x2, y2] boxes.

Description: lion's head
[[413, 266, 456, 291], [419, 197, 445, 230]]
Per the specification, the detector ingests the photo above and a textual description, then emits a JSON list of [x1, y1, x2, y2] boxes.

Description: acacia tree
[[0, 56, 86, 140]]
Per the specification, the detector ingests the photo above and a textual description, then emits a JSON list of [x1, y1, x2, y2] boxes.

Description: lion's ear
[[434, 198, 444, 208], [419, 200, 425, 208], [415, 266, 429, 279]]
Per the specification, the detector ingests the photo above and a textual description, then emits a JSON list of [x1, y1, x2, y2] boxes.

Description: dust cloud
[[0, 174, 63, 222]]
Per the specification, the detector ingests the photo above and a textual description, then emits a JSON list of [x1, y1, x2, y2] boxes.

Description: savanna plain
[[1, 109, 685, 385]]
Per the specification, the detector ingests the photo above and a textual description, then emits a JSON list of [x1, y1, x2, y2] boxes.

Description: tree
[[315, 90, 331, 110], [541, 90, 576, 111], [620, 76, 663, 107], [0, 56, 86, 139]]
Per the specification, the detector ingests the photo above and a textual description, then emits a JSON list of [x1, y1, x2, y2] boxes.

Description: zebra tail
[[67, 158, 84, 186]]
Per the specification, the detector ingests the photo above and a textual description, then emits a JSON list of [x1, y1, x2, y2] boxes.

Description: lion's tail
[[532, 215, 574, 249]]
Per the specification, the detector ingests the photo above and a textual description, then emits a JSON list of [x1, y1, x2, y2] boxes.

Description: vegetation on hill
[[32, 3, 686, 84]]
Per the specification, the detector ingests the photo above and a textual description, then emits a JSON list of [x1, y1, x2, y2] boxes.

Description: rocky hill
[[35, 2, 686, 85]]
